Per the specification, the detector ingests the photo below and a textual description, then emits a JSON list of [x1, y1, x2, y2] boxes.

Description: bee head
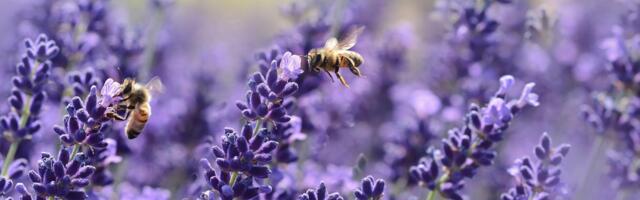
[[120, 78, 135, 96], [307, 50, 323, 72]]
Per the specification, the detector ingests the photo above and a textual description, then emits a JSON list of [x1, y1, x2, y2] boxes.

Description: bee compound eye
[[314, 55, 322, 64], [314, 67, 322, 72]]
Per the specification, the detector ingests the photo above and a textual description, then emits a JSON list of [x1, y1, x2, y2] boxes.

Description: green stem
[[48, 196, 54, 200], [229, 172, 239, 186], [231, 118, 260, 187], [1, 141, 21, 177], [252, 119, 263, 138], [70, 144, 80, 160], [425, 172, 449, 200], [19, 96, 32, 128], [426, 190, 436, 200], [2, 83, 34, 177]]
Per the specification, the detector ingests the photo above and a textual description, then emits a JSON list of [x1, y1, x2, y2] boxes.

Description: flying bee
[[107, 77, 163, 139], [307, 26, 365, 88]]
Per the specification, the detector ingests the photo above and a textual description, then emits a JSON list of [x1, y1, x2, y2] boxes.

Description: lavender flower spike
[[354, 176, 385, 200], [501, 133, 571, 200], [0, 158, 28, 196], [1, 34, 58, 141], [23, 148, 96, 199], [410, 75, 539, 200], [199, 127, 277, 200]]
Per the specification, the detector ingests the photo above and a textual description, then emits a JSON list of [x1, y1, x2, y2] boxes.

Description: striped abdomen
[[125, 103, 151, 139]]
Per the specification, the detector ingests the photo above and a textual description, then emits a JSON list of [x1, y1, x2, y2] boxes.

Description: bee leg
[[334, 68, 350, 88], [121, 109, 134, 121], [120, 95, 131, 102], [117, 104, 136, 110], [106, 111, 127, 121], [323, 68, 335, 82], [346, 59, 362, 77], [349, 64, 362, 77]]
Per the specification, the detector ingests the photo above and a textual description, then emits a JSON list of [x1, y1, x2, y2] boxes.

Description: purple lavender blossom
[[0, 34, 57, 199], [0, 158, 27, 197], [67, 69, 101, 99], [2, 1, 632, 199], [1, 34, 57, 141], [299, 182, 344, 200], [53, 85, 111, 149], [199, 127, 277, 200], [236, 60, 298, 124], [22, 148, 95, 199], [410, 75, 539, 200], [501, 133, 571, 200], [354, 176, 385, 200]]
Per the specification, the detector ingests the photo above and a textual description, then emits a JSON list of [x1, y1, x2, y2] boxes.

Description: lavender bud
[[248, 166, 270, 178], [74, 166, 96, 179], [281, 82, 298, 96], [53, 161, 65, 179], [257, 83, 271, 97]]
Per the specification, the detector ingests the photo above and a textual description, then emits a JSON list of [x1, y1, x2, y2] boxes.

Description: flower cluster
[[51, 79, 126, 189], [298, 182, 344, 200], [0, 159, 28, 197], [0, 34, 58, 199], [53, 85, 113, 149], [410, 75, 539, 199], [85, 138, 121, 186], [582, 21, 640, 190], [501, 133, 571, 200], [199, 127, 277, 199], [21, 148, 95, 199], [5, 0, 635, 199], [239, 49, 303, 165], [66, 69, 101, 99], [1, 34, 58, 141], [354, 176, 385, 200], [236, 54, 299, 124]]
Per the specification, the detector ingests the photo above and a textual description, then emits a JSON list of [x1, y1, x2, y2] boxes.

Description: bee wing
[[324, 38, 338, 49], [145, 76, 165, 95], [337, 26, 364, 50]]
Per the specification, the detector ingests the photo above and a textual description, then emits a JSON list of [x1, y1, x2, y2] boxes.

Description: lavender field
[[0, 0, 637, 199]]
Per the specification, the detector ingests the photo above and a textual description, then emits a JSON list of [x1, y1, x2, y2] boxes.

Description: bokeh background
[[0, 0, 638, 199]]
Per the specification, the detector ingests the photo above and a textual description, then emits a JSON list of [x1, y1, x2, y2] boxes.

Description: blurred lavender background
[[0, 0, 638, 199]]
